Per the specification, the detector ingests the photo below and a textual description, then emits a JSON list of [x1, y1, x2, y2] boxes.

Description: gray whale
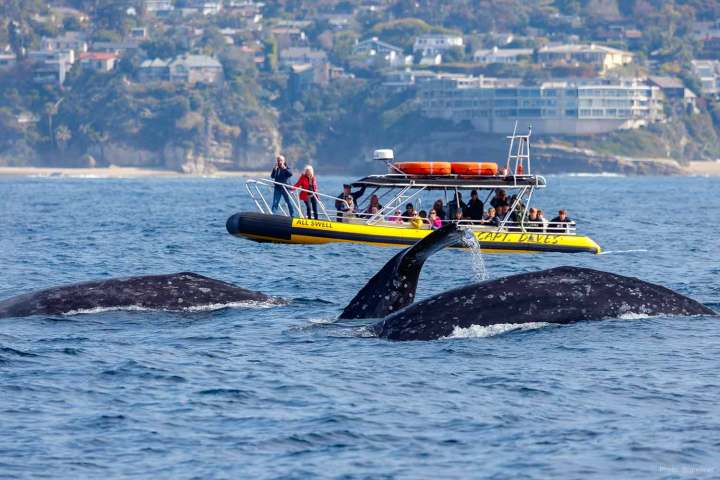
[[372, 266, 715, 340], [339, 224, 715, 340], [0, 272, 281, 318], [340, 223, 463, 319]]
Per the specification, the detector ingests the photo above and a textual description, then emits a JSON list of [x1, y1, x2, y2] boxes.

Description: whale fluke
[[0, 272, 282, 318], [372, 266, 716, 341], [339, 223, 463, 319]]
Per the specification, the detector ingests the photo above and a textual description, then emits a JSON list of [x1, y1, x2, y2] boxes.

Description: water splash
[[461, 228, 489, 282]]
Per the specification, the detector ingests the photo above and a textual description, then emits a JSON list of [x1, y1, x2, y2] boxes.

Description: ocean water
[[0, 174, 719, 479]]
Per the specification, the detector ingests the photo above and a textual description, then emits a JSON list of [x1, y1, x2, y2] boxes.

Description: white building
[[413, 34, 463, 55], [145, 0, 174, 14], [42, 33, 88, 54], [691, 60, 720, 96], [418, 74, 664, 135], [473, 47, 533, 64], [537, 44, 632, 71]]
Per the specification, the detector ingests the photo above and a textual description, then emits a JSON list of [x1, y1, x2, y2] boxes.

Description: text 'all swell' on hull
[[226, 212, 602, 254]]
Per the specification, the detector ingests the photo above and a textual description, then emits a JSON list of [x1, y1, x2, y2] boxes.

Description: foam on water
[[62, 300, 280, 316], [444, 322, 550, 339]]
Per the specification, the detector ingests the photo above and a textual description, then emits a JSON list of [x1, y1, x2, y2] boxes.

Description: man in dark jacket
[[335, 184, 367, 222], [464, 189, 484, 221], [447, 192, 467, 221], [549, 209, 574, 233], [270, 155, 296, 216]]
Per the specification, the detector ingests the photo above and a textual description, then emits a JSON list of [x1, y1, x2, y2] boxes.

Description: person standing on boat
[[465, 190, 484, 221], [270, 155, 296, 216], [335, 184, 367, 222], [293, 165, 319, 220]]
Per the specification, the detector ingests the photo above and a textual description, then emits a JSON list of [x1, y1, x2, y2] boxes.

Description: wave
[[444, 322, 550, 339], [561, 172, 626, 177], [598, 249, 648, 255], [62, 300, 280, 316]]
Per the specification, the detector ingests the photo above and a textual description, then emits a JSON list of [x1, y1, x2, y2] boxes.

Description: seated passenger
[[402, 203, 415, 223], [464, 190, 484, 221], [429, 209, 442, 230], [447, 193, 467, 220], [364, 194, 383, 215], [432, 199, 446, 220], [419, 210, 428, 225], [483, 207, 497, 224], [453, 210, 464, 222], [410, 211, 424, 229], [537, 209, 548, 232], [388, 210, 403, 223], [526, 208, 541, 232], [490, 189, 508, 210], [549, 209, 574, 233]]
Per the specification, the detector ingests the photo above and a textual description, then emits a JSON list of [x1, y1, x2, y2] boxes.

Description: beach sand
[[686, 161, 720, 176], [0, 166, 266, 178]]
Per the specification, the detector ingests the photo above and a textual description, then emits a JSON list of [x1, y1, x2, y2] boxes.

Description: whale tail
[[339, 223, 463, 319]]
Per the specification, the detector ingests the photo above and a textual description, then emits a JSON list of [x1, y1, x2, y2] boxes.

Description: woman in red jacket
[[293, 165, 319, 219]]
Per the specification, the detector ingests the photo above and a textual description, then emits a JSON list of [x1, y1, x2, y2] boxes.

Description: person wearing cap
[[549, 209, 574, 233], [465, 189, 484, 221], [270, 155, 296, 216], [335, 183, 367, 222]]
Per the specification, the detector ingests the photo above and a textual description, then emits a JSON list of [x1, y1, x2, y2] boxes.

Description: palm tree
[[55, 125, 71, 153], [44, 98, 64, 148]]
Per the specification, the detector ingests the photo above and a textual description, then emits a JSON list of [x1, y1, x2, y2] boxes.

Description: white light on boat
[[373, 149, 394, 161]]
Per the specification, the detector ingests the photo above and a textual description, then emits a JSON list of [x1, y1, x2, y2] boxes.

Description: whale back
[[373, 266, 715, 340], [339, 224, 463, 319], [0, 272, 277, 318]]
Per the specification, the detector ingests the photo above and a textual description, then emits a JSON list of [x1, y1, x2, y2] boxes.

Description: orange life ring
[[394, 162, 452, 175], [450, 162, 499, 175]]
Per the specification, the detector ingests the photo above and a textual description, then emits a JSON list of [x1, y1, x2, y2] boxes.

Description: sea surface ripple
[[0, 175, 719, 479]]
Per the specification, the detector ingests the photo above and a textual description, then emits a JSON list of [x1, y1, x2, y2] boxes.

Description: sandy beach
[[0, 166, 266, 178], [686, 161, 720, 176]]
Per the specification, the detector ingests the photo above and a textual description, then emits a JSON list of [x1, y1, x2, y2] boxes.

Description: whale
[[340, 223, 464, 319], [339, 224, 715, 340], [371, 266, 716, 340], [0, 272, 282, 318]]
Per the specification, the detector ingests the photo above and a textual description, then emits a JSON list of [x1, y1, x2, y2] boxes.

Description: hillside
[[1, 0, 720, 174]]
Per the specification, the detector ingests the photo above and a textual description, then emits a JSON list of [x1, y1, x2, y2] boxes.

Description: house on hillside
[[648, 76, 697, 109], [92, 41, 140, 55], [278, 47, 327, 67], [169, 54, 224, 84], [473, 47, 533, 64], [42, 33, 88, 54], [145, 0, 175, 15], [352, 37, 410, 68], [413, 34, 463, 56], [691, 60, 720, 96], [271, 27, 307, 49], [537, 43, 632, 72], [0, 53, 17, 70], [138, 58, 170, 81], [79, 52, 118, 72]]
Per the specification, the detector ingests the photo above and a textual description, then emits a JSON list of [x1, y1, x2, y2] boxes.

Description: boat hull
[[226, 212, 601, 254]]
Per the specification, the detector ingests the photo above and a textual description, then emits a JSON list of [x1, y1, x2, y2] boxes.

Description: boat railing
[[245, 178, 576, 235], [246, 178, 350, 221]]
